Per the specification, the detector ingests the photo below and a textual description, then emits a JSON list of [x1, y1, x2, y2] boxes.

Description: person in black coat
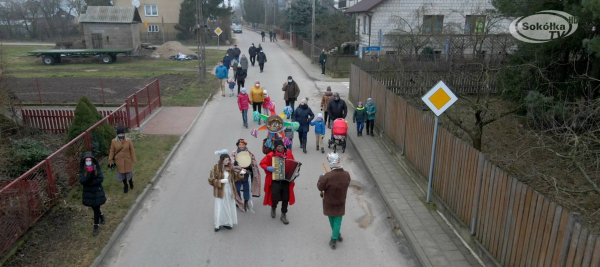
[[292, 98, 315, 153], [235, 65, 247, 95], [249, 43, 257, 66], [79, 151, 107, 237], [233, 45, 241, 61], [326, 92, 347, 123], [257, 50, 267, 73], [261, 31, 266, 42]]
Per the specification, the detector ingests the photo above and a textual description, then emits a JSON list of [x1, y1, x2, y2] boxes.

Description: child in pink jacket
[[238, 88, 251, 128]]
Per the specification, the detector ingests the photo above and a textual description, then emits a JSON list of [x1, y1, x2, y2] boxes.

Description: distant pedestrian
[[292, 98, 315, 153], [320, 86, 334, 128], [227, 46, 235, 60], [261, 31, 266, 42], [353, 101, 367, 136], [263, 90, 272, 116], [79, 152, 106, 237], [310, 113, 326, 153], [319, 50, 327, 75], [227, 78, 236, 97], [249, 44, 257, 66], [231, 59, 239, 79], [258, 44, 263, 53], [249, 81, 265, 124], [317, 152, 351, 250], [233, 45, 241, 61], [273, 31, 278, 41], [269, 31, 273, 42], [209, 150, 245, 232], [282, 76, 300, 119], [257, 50, 267, 73], [109, 128, 137, 193], [240, 54, 249, 70], [238, 88, 251, 128], [235, 65, 247, 95], [365, 98, 377, 136], [222, 54, 231, 70], [215, 61, 229, 97]]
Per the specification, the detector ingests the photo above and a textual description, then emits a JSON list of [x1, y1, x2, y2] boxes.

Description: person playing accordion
[[260, 139, 300, 225]]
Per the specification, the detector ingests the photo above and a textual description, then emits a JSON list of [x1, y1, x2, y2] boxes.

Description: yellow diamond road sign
[[421, 81, 458, 117], [214, 27, 223, 36]]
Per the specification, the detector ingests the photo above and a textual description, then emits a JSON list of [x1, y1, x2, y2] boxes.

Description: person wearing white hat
[[310, 113, 326, 153], [318, 152, 351, 250], [262, 90, 271, 116]]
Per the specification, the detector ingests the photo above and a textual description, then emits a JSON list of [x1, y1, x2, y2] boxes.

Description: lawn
[[2, 134, 180, 267], [0, 45, 222, 78], [161, 75, 220, 106]]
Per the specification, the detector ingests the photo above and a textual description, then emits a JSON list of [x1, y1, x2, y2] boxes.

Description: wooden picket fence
[[21, 109, 128, 133], [349, 64, 600, 266]]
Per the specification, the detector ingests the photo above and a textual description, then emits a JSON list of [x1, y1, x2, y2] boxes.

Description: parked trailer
[[27, 49, 133, 65]]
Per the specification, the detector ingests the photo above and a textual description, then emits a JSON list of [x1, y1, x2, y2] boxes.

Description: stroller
[[328, 118, 348, 153]]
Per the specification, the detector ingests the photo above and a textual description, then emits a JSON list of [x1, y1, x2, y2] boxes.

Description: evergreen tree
[[67, 97, 114, 157], [175, 0, 196, 39], [284, 0, 326, 38]]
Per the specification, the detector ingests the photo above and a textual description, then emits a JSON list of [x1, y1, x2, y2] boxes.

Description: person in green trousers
[[317, 152, 351, 250], [365, 98, 377, 136]]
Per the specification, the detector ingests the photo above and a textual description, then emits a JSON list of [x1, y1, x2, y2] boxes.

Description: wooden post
[[156, 80, 162, 107], [45, 159, 56, 198], [125, 100, 132, 128], [146, 86, 152, 114], [133, 94, 140, 127], [85, 131, 92, 151], [36, 78, 42, 104]]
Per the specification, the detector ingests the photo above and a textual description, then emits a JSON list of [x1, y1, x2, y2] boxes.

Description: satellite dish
[[131, 0, 140, 8]]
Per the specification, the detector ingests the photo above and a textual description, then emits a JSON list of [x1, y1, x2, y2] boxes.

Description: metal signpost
[[214, 27, 222, 52], [421, 81, 458, 203]]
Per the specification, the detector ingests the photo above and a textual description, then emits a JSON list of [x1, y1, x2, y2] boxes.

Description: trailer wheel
[[42, 55, 56, 65], [101, 54, 113, 64], [110, 54, 117, 62]]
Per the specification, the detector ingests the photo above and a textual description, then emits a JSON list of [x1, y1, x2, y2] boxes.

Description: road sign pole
[[426, 115, 439, 203]]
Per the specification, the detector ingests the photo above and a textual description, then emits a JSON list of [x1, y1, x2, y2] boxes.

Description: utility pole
[[264, 0, 267, 30], [196, 0, 206, 80], [310, 0, 315, 63]]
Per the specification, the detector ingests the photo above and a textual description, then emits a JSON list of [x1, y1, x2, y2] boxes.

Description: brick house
[[344, 0, 514, 55], [79, 6, 142, 50], [113, 0, 184, 41]]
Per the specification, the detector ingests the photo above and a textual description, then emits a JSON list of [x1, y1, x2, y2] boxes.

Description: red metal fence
[[349, 64, 600, 266], [0, 80, 161, 257], [21, 80, 161, 132]]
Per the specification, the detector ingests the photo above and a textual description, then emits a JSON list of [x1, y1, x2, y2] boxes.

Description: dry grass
[[3, 134, 179, 267]]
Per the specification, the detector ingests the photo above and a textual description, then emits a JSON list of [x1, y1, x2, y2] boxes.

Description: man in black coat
[[233, 44, 241, 61], [227, 46, 235, 60], [292, 98, 315, 153], [79, 151, 106, 236], [235, 66, 247, 95], [261, 31, 266, 42], [249, 43, 257, 66], [326, 92, 347, 125], [257, 50, 267, 73]]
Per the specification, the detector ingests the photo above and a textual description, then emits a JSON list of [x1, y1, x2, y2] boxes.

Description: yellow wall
[[113, 0, 184, 33]]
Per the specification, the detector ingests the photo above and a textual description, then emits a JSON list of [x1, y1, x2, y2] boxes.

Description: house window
[[148, 25, 159, 32], [338, 0, 346, 8], [423, 15, 444, 34], [465, 15, 486, 34], [144, 5, 158, 16]]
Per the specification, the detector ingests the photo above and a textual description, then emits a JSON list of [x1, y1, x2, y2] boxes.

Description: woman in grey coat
[[240, 55, 249, 70]]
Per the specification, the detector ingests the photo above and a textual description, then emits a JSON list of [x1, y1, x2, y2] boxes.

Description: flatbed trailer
[[27, 48, 133, 65]]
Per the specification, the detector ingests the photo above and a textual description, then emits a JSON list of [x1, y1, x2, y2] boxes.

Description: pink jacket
[[238, 93, 251, 110]]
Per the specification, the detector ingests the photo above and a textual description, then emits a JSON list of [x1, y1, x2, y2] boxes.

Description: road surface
[[100, 30, 419, 267]]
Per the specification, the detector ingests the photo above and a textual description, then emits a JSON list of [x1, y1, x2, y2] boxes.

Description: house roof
[[79, 6, 142, 23], [344, 0, 386, 13]]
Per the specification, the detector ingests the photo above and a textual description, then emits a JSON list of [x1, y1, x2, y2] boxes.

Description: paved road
[[100, 31, 419, 267]]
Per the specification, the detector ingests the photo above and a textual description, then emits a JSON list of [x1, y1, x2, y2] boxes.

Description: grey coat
[[240, 57, 249, 70]]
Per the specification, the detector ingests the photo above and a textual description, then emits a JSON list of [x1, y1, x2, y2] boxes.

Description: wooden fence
[[349, 64, 600, 266], [21, 109, 128, 133]]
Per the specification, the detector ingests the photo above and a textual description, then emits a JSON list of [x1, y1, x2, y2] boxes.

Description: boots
[[271, 206, 276, 218], [244, 200, 249, 212], [123, 180, 128, 193], [316, 145, 319, 151], [303, 138, 307, 153], [321, 147, 325, 153], [100, 213, 105, 225], [129, 179, 134, 189], [338, 234, 343, 242], [329, 239, 337, 250], [280, 213, 289, 225], [93, 224, 99, 237]]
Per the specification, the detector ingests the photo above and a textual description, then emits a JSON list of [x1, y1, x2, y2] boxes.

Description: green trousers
[[328, 216, 343, 240]]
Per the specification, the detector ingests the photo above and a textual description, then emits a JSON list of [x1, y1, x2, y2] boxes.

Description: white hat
[[327, 152, 341, 168], [317, 113, 323, 118], [263, 89, 268, 94]]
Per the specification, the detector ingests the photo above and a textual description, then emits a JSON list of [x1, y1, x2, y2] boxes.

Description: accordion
[[272, 157, 302, 183]]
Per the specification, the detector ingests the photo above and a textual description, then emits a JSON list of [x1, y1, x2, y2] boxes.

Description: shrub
[[67, 97, 115, 158], [79, 97, 116, 155], [9, 138, 50, 176], [176, 32, 187, 41]]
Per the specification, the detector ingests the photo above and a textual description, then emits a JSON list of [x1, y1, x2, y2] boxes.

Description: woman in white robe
[[209, 150, 246, 231]]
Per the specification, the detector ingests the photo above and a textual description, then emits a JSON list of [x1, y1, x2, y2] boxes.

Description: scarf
[[86, 165, 94, 173], [274, 150, 287, 158]]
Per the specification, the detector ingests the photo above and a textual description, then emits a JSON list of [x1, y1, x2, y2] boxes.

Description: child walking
[[238, 88, 251, 128], [353, 101, 367, 136], [227, 79, 236, 97], [310, 113, 326, 153], [284, 126, 294, 150]]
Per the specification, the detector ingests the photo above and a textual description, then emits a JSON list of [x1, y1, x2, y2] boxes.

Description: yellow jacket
[[249, 85, 264, 103]]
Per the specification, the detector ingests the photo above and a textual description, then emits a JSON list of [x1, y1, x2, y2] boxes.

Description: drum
[[235, 151, 252, 168], [272, 157, 302, 183]]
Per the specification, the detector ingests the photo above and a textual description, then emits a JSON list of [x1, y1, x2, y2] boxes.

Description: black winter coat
[[227, 48, 235, 59], [235, 69, 247, 81], [249, 46, 257, 56], [79, 152, 106, 207], [293, 105, 315, 132], [257, 52, 267, 63], [327, 99, 348, 119], [233, 48, 241, 57]]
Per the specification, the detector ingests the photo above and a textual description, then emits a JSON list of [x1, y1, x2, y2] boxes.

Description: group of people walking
[[79, 128, 137, 237], [216, 43, 269, 97]]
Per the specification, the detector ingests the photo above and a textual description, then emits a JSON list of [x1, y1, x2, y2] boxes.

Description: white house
[[344, 0, 513, 54]]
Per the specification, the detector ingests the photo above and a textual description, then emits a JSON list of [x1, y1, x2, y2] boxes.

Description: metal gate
[[91, 33, 103, 49]]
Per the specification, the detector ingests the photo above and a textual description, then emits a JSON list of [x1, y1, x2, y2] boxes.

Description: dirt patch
[[151, 41, 195, 59], [3, 74, 195, 104]]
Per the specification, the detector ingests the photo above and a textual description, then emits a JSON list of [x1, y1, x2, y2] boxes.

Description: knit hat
[[358, 101, 363, 106], [326, 86, 332, 91], [274, 139, 284, 149], [241, 88, 246, 94], [263, 89, 268, 94], [317, 113, 323, 118], [327, 152, 341, 168], [117, 128, 125, 135], [288, 76, 292, 79], [367, 98, 373, 104]]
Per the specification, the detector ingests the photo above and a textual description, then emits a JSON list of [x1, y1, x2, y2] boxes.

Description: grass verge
[[161, 75, 219, 106], [2, 134, 179, 267], [1, 46, 222, 78]]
